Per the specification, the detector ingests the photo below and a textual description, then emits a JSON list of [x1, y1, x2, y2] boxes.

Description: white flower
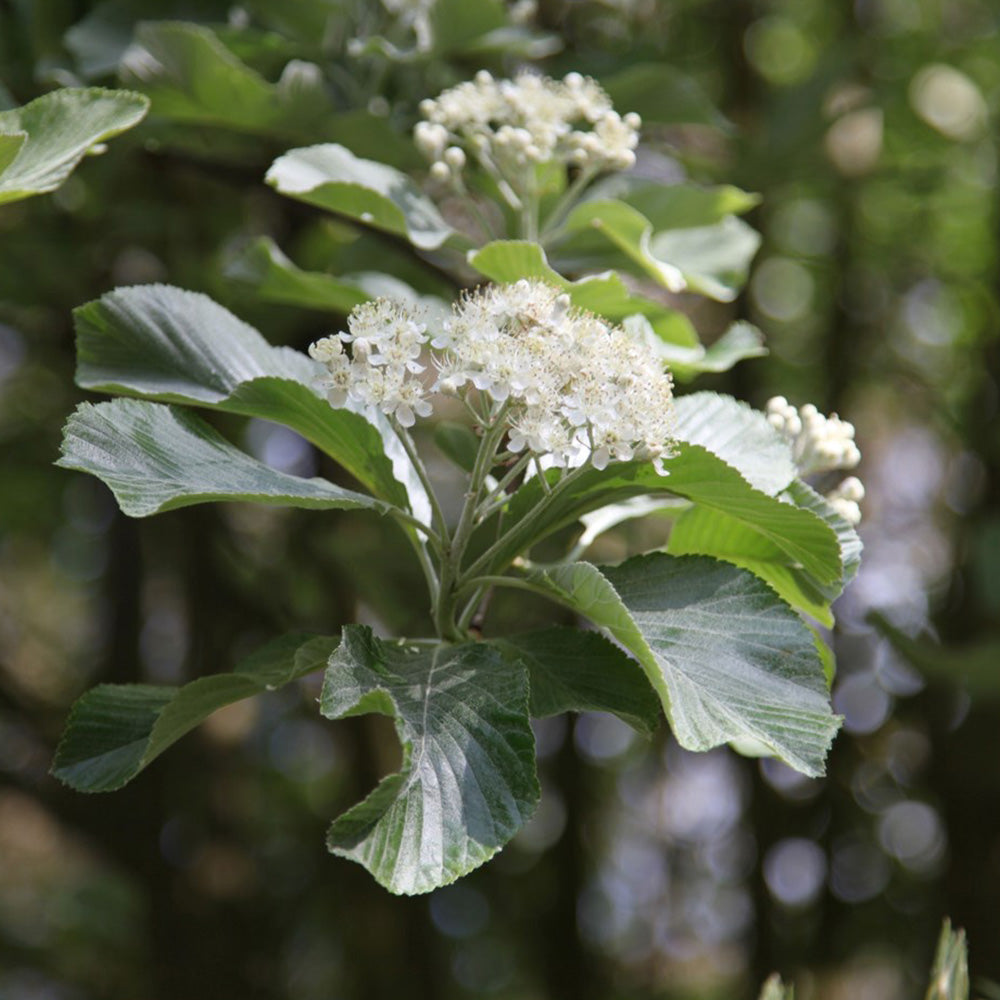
[[766, 396, 864, 523], [414, 71, 642, 199], [309, 281, 675, 473]]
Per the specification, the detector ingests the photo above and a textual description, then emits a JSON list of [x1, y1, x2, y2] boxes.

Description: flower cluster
[[310, 281, 674, 472], [766, 396, 865, 524], [414, 71, 641, 189]]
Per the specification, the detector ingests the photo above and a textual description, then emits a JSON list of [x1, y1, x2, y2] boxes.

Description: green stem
[[476, 452, 532, 518], [459, 460, 593, 584], [538, 166, 597, 244], [433, 410, 509, 640], [390, 416, 451, 546]]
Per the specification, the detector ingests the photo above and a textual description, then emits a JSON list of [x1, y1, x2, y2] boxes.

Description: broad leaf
[[72, 284, 426, 517], [321, 626, 539, 894], [557, 200, 761, 302], [671, 322, 767, 382], [266, 143, 454, 250], [525, 555, 839, 776], [59, 399, 388, 517], [466, 442, 838, 586], [120, 21, 337, 142], [52, 634, 336, 792], [558, 199, 686, 291], [588, 178, 760, 230], [650, 215, 761, 302], [226, 236, 444, 315], [498, 627, 660, 735], [0, 87, 149, 205], [669, 477, 860, 625], [225, 236, 371, 312], [674, 392, 795, 495]]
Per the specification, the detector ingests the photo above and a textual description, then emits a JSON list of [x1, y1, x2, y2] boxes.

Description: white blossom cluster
[[414, 71, 641, 189], [310, 281, 674, 472], [766, 396, 865, 524]]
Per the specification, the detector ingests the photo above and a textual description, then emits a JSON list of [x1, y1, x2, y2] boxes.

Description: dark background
[[1, 0, 999, 997]]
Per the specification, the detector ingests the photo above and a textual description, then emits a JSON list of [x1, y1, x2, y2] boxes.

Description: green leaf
[[266, 143, 455, 251], [590, 178, 760, 230], [557, 200, 761, 302], [52, 633, 336, 792], [59, 399, 389, 518], [320, 626, 539, 895], [559, 199, 686, 292], [72, 284, 424, 515], [674, 391, 796, 495], [671, 480, 860, 627], [925, 919, 969, 1000], [0, 87, 149, 205], [120, 21, 336, 141], [601, 62, 731, 130], [468, 439, 837, 586], [650, 215, 762, 302], [526, 555, 839, 776], [671, 322, 767, 381], [498, 627, 660, 736], [669, 505, 835, 625], [225, 236, 444, 315]]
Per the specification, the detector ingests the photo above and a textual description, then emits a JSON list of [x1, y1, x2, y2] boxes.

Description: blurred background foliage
[[1, 0, 999, 997]]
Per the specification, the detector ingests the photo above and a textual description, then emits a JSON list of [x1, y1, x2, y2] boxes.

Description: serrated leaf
[[498, 627, 660, 736], [670, 480, 861, 628], [674, 392, 795, 497], [320, 626, 539, 894], [120, 21, 336, 142], [59, 399, 389, 517], [72, 284, 426, 518], [267, 143, 454, 251], [466, 441, 838, 586], [0, 87, 148, 205], [525, 555, 839, 776], [52, 634, 336, 792], [669, 505, 836, 625], [601, 62, 731, 130], [671, 322, 767, 381], [926, 919, 969, 1000]]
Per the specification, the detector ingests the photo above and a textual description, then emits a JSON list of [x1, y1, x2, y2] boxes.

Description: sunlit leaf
[[321, 626, 539, 894], [72, 284, 427, 517], [267, 143, 455, 250], [525, 555, 839, 776], [52, 634, 336, 792], [0, 87, 148, 205]]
